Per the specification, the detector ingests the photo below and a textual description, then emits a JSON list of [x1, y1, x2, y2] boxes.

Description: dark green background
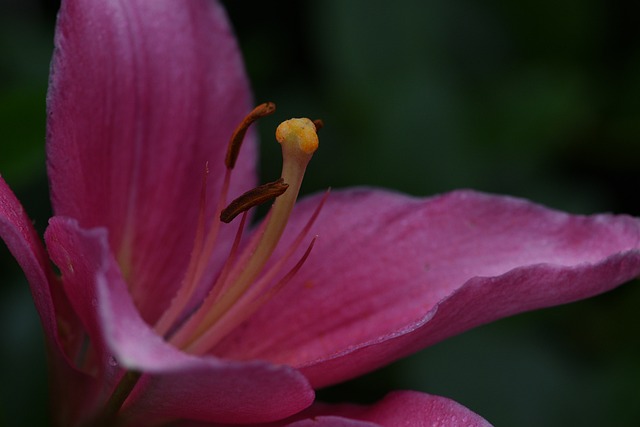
[[1, 0, 639, 425]]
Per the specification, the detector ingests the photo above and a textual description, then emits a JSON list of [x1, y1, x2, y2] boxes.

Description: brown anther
[[220, 178, 289, 223], [225, 102, 277, 169], [312, 119, 324, 132]]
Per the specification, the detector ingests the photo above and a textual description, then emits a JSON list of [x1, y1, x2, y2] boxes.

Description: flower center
[[152, 105, 323, 355]]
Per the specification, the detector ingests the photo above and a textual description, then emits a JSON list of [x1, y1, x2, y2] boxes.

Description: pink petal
[[45, 217, 127, 403], [45, 217, 315, 425], [202, 391, 490, 427], [282, 418, 379, 427], [0, 177, 58, 341], [47, 0, 257, 324], [287, 391, 491, 427], [213, 189, 640, 387], [178, 418, 378, 427]]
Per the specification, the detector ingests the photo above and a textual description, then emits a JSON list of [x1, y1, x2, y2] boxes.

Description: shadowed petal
[[286, 391, 491, 427], [45, 217, 128, 408], [0, 177, 57, 341], [283, 420, 378, 427], [47, 0, 257, 324], [272, 418, 379, 427], [179, 418, 378, 427], [199, 390, 490, 427], [45, 217, 315, 425], [213, 189, 640, 387]]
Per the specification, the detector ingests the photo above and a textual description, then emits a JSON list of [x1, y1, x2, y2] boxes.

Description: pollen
[[276, 118, 319, 155], [220, 178, 289, 223]]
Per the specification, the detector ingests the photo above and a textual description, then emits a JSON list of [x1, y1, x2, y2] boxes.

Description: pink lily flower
[[1, 0, 639, 425]]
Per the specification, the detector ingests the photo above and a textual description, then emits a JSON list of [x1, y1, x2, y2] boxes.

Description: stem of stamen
[[178, 191, 326, 352], [199, 210, 249, 310], [168, 210, 265, 348], [186, 236, 317, 355], [222, 189, 328, 304], [154, 167, 230, 337]]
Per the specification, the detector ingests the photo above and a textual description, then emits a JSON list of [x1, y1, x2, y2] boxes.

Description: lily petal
[[284, 391, 491, 427], [47, 0, 257, 324], [45, 217, 129, 410], [200, 390, 489, 427], [283, 420, 378, 427], [45, 217, 315, 425], [0, 176, 57, 341], [179, 418, 378, 427], [213, 189, 640, 387]]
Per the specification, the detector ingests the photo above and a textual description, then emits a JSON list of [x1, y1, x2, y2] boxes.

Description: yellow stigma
[[276, 118, 319, 155]]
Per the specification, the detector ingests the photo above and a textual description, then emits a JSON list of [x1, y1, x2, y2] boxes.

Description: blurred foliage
[[1, 1, 55, 425], [1, 0, 639, 425]]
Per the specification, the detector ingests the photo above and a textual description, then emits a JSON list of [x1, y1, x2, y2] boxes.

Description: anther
[[313, 119, 324, 132], [220, 178, 289, 223], [225, 102, 276, 169]]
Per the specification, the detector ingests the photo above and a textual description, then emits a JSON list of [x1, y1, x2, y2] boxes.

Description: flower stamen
[[154, 163, 217, 336], [154, 104, 275, 337], [185, 236, 317, 355], [220, 178, 289, 223], [225, 102, 276, 169], [185, 189, 327, 352], [170, 118, 320, 351]]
